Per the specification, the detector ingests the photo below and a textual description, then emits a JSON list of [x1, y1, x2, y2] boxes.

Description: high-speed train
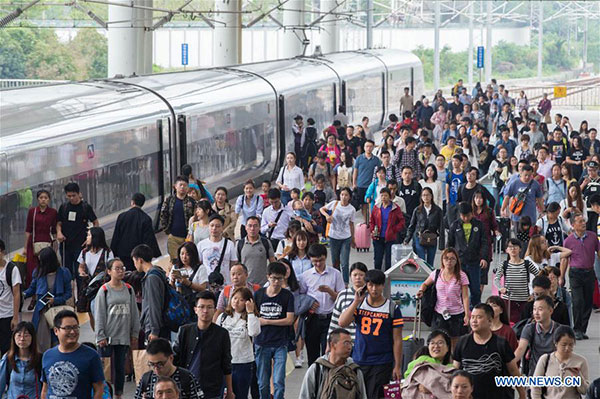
[[0, 49, 424, 252]]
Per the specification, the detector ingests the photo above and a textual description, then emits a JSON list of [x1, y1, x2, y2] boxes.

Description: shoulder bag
[[509, 180, 534, 216], [208, 239, 230, 286]]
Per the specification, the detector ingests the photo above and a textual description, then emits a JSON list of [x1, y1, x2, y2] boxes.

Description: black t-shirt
[[548, 139, 568, 164], [568, 147, 589, 179], [580, 176, 600, 207], [254, 288, 294, 348], [545, 220, 564, 246], [454, 333, 515, 399], [399, 181, 421, 218], [58, 201, 97, 249]]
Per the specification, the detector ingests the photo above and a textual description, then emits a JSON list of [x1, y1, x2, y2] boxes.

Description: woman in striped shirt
[[494, 238, 541, 324], [417, 248, 470, 349]]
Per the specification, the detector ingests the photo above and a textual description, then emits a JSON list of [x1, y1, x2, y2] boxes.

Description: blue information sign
[[477, 46, 484, 69], [181, 43, 188, 66]]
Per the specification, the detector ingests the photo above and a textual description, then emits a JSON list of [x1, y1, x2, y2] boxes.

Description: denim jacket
[[0, 354, 41, 399]]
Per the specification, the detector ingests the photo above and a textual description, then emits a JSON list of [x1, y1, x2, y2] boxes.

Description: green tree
[[68, 29, 107, 79]]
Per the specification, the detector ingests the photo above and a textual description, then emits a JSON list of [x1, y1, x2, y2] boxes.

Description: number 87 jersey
[[353, 297, 403, 366]]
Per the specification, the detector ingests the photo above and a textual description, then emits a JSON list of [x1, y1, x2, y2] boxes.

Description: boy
[[311, 174, 335, 210]]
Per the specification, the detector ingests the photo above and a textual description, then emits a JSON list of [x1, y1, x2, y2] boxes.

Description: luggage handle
[[413, 298, 422, 339]]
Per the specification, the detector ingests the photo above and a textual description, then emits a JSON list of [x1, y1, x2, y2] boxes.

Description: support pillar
[[468, 2, 474, 88], [537, 1, 543, 79], [320, 0, 338, 53], [280, 0, 304, 58], [433, 0, 440, 91], [135, 0, 152, 75], [213, 0, 241, 66], [108, 0, 137, 77], [583, 14, 588, 70], [366, 0, 373, 48], [485, 0, 492, 84]]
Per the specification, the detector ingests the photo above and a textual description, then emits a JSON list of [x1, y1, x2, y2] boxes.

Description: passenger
[[298, 244, 344, 366], [327, 262, 367, 343], [531, 325, 589, 399], [298, 328, 367, 399], [292, 115, 305, 168], [169, 242, 208, 310], [23, 247, 72, 352], [235, 179, 264, 239], [196, 214, 237, 285], [308, 152, 335, 189], [260, 188, 292, 251], [486, 295, 518, 351], [290, 199, 318, 244], [236, 216, 275, 285], [186, 199, 212, 245], [131, 244, 169, 341], [319, 134, 341, 166], [95, 258, 140, 399], [285, 230, 312, 278], [153, 377, 180, 399], [260, 180, 271, 208], [320, 188, 356, 281], [338, 269, 404, 399], [181, 164, 214, 204], [23, 189, 57, 288], [353, 139, 381, 222], [253, 262, 295, 399], [334, 150, 353, 195], [301, 117, 318, 170], [136, 338, 203, 399], [519, 275, 570, 327], [418, 163, 442, 209], [160, 175, 195, 263], [216, 287, 260, 399], [0, 321, 42, 399], [276, 152, 305, 206], [393, 136, 422, 180], [370, 188, 405, 271], [0, 240, 21, 355], [275, 220, 302, 259], [405, 187, 442, 266], [111, 192, 161, 271], [398, 165, 423, 223], [311, 174, 335, 210], [449, 370, 475, 399], [57, 182, 99, 279], [211, 187, 236, 241], [301, 192, 325, 240], [213, 263, 261, 322], [364, 166, 387, 211], [174, 291, 234, 399], [472, 189, 499, 293], [42, 310, 105, 399]]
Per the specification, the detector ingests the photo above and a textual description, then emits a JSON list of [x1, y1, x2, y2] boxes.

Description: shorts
[[431, 311, 467, 338], [355, 187, 368, 206]]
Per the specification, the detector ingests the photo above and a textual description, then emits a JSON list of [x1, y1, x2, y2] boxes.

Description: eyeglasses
[[57, 325, 80, 332], [268, 276, 284, 282], [111, 267, 126, 271], [429, 340, 447, 347], [443, 257, 457, 262], [147, 360, 167, 369]]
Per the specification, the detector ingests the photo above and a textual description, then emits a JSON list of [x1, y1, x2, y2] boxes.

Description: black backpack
[[237, 237, 271, 261], [5, 261, 24, 312]]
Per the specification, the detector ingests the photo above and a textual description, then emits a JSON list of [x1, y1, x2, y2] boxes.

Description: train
[[0, 49, 424, 252]]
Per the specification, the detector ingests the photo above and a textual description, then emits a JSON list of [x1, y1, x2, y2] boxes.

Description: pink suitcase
[[355, 222, 371, 252]]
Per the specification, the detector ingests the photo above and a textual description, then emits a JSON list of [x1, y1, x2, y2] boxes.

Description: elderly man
[[154, 377, 180, 399]]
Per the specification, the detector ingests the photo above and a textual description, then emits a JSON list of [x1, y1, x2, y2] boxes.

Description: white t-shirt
[[191, 265, 210, 285], [275, 239, 293, 258], [0, 264, 22, 318], [77, 249, 114, 276], [196, 238, 238, 285], [325, 201, 356, 240]]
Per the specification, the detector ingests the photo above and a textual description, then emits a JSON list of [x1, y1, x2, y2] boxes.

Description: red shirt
[[492, 323, 518, 351], [26, 206, 57, 243]]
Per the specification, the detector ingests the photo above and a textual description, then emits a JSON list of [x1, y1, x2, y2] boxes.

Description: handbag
[[132, 349, 150, 384], [418, 230, 438, 247], [32, 207, 52, 256], [44, 303, 75, 327], [324, 201, 339, 238]]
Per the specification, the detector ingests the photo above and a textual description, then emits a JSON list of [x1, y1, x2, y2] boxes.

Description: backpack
[[5, 261, 24, 312], [314, 357, 362, 399], [237, 237, 271, 261], [501, 259, 534, 288], [146, 269, 193, 332]]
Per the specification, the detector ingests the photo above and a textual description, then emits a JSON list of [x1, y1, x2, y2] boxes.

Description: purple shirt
[[563, 231, 600, 269], [299, 266, 345, 314]]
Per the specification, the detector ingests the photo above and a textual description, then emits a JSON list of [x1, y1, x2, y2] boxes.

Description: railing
[[0, 79, 68, 90]]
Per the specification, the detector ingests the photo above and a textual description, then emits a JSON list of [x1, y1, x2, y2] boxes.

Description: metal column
[[366, 0, 373, 49], [583, 14, 588, 70], [320, 0, 338, 54], [434, 0, 440, 91], [108, 0, 137, 77], [537, 1, 543, 79], [485, 0, 492, 84], [213, 0, 241, 66], [280, 0, 304, 58], [468, 2, 474, 88]]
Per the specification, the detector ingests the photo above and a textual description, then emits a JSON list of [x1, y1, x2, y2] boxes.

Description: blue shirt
[[42, 344, 104, 399], [354, 154, 381, 189], [446, 172, 466, 205], [171, 197, 187, 238], [381, 204, 392, 237], [0, 354, 41, 399], [505, 178, 543, 222]]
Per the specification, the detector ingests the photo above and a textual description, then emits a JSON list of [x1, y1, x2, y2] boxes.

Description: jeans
[[232, 362, 253, 399], [305, 313, 331, 365], [373, 238, 394, 270], [493, 187, 502, 216], [255, 345, 287, 399], [412, 233, 437, 266], [281, 190, 291, 206], [98, 344, 128, 395], [329, 237, 351, 282], [462, 263, 482, 306], [569, 268, 595, 334]]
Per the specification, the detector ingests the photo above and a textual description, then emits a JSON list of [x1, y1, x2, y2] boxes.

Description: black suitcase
[[401, 298, 425, 374]]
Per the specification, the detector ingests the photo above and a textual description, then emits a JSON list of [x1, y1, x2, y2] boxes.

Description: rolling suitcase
[[401, 298, 425, 375], [491, 234, 505, 296], [496, 216, 511, 251], [355, 209, 372, 252], [391, 244, 413, 266]]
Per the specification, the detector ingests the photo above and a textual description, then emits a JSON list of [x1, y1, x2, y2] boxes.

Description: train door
[[157, 117, 171, 228], [0, 152, 8, 246], [273, 94, 286, 180]]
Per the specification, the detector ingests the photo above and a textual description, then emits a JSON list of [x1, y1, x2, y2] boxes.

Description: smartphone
[[358, 286, 367, 296]]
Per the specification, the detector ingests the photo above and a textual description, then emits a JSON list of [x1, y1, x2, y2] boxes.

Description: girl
[[461, 136, 479, 169], [531, 326, 589, 399], [318, 134, 341, 166], [276, 152, 305, 206], [419, 164, 443, 208], [488, 147, 509, 215], [472, 189, 500, 293], [234, 180, 264, 239], [170, 242, 208, 311], [486, 295, 518, 351], [430, 105, 447, 143], [95, 258, 140, 399], [405, 188, 442, 266], [186, 199, 212, 244], [334, 150, 353, 194], [561, 163, 577, 187], [417, 248, 469, 349], [0, 321, 42, 399], [516, 90, 529, 113], [321, 188, 356, 282], [217, 287, 260, 399], [275, 221, 302, 259], [77, 226, 114, 329], [375, 134, 396, 157], [23, 247, 72, 352], [212, 187, 237, 240], [23, 189, 57, 290], [561, 182, 588, 224], [514, 134, 532, 161], [525, 235, 571, 273], [566, 135, 589, 180], [545, 164, 567, 206], [285, 230, 312, 277], [364, 166, 387, 210], [450, 370, 475, 399], [494, 238, 540, 324]]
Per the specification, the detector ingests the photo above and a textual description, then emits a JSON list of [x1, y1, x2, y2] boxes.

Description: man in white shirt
[[196, 214, 237, 285], [260, 188, 292, 251]]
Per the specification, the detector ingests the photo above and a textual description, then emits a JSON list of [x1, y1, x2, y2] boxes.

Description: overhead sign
[[477, 46, 484, 69], [554, 86, 567, 98], [181, 43, 188, 66]]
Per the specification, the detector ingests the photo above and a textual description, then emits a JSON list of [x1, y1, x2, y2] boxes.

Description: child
[[516, 216, 539, 258], [291, 199, 312, 222], [311, 174, 335, 209], [365, 166, 388, 211], [286, 188, 302, 210], [260, 180, 271, 208], [440, 136, 458, 162], [494, 238, 540, 324], [217, 287, 261, 399]]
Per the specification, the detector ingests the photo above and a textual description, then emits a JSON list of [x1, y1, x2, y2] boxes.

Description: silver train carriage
[[0, 49, 423, 252]]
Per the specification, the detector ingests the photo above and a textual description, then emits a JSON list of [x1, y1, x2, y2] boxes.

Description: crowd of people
[[1, 77, 600, 399]]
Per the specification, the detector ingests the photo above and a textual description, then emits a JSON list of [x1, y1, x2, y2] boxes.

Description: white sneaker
[[295, 353, 304, 368]]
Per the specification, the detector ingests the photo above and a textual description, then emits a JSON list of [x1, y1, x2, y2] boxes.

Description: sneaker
[[582, 333, 589, 340], [575, 331, 584, 340], [295, 353, 304, 368]]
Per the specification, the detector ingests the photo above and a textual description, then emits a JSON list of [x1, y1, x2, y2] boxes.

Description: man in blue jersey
[[338, 269, 403, 399]]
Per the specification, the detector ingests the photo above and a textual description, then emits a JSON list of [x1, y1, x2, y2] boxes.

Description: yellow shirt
[[463, 222, 472, 242], [441, 145, 456, 162]]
